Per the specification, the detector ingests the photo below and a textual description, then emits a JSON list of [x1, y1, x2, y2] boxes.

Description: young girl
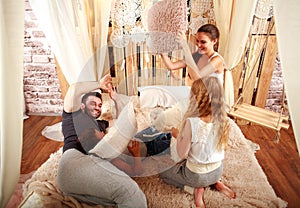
[[159, 77, 235, 208], [161, 24, 224, 86]]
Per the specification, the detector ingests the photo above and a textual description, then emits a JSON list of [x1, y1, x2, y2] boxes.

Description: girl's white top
[[187, 117, 224, 164]]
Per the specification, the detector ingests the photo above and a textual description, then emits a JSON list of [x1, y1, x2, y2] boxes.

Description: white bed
[[21, 86, 287, 208]]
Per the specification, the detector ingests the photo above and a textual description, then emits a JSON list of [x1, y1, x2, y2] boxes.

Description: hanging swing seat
[[227, 18, 290, 142], [228, 102, 289, 131]]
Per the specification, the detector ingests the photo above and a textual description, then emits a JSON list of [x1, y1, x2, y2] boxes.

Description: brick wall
[[266, 55, 288, 116], [24, 0, 63, 115]]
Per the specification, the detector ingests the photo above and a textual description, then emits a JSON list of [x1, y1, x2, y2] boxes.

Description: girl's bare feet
[[214, 181, 236, 199], [194, 187, 205, 208]]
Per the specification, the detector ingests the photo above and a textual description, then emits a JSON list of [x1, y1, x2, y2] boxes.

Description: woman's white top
[[187, 117, 224, 165], [208, 52, 224, 86]]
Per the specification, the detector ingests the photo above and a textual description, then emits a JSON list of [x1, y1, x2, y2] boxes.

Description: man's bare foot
[[214, 181, 236, 199], [194, 187, 205, 208]]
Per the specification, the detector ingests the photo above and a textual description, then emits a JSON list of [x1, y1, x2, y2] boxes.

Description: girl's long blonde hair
[[179, 77, 229, 150]]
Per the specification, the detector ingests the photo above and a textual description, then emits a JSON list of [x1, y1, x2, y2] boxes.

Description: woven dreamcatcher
[[189, 0, 215, 35], [110, 0, 144, 48], [254, 0, 274, 19]]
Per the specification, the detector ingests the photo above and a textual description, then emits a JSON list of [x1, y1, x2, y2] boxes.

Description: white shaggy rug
[[21, 118, 287, 208]]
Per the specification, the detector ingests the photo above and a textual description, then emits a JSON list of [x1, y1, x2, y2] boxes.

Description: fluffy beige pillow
[[152, 98, 189, 132], [146, 0, 188, 54], [99, 93, 116, 121]]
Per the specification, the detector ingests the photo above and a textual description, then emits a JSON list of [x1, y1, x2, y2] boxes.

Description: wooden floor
[[239, 122, 300, 208], [20, 115, 300, 207], [21, 115, 64, 174]]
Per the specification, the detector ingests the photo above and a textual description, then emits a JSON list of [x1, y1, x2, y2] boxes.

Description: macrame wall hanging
[[110, 0, 146, 48]]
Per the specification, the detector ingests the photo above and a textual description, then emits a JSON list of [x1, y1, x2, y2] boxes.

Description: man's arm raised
[[63, 74, 112, 113]]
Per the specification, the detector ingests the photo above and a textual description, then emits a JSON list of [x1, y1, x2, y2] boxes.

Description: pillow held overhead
[[146, 0, 188, 54]]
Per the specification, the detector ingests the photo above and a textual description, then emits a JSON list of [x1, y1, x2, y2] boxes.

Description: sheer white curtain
[[0, 0, 112, 205], [0, 0, 24, 206], [30, 0, 113, 142], [273, 0, 300, 155], [30, 0, 93, 83], [213, 0, 258, 108], [92, 0, 113, 78], [30, 0, 113, 84]]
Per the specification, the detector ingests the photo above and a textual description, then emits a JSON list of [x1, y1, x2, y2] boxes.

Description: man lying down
[[58, 73, 232, 207], [57, 74, 147, 208]]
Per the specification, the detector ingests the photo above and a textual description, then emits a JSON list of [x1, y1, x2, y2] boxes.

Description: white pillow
[[138, 85, 190, 108], [152, 98, 189, 132], [89, 97, 139, 159]]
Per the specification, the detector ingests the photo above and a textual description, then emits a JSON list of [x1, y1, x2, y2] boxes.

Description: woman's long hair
[[179, 77, 229, 150]]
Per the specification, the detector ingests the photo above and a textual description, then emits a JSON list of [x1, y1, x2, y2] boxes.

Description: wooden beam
[[255, 36, 278, 108], [55, 57, 69, 99], [231, 56, 244, 102], [242, 35, 264, 104]]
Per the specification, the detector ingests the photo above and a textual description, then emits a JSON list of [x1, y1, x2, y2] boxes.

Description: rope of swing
[[232, 17, 275, 108]]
